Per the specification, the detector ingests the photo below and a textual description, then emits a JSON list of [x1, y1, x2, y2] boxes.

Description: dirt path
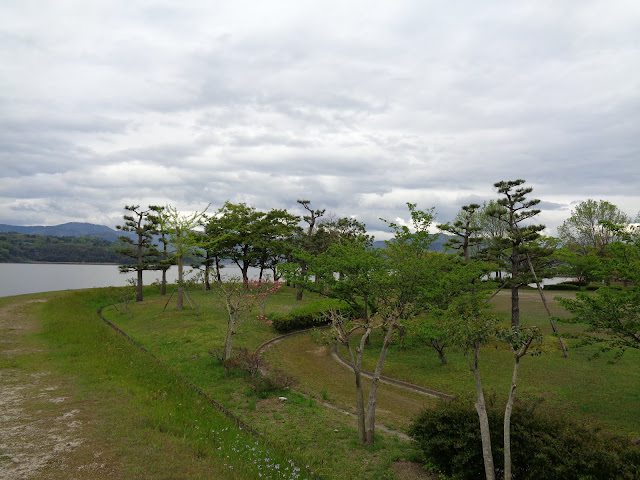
[[0, 297, 118, 480]]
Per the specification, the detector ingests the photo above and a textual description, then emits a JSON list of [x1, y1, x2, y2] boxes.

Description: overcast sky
[[1, 1, 639, 239]]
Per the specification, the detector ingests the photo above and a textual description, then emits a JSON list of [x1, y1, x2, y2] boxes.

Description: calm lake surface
[[0, 263, 574, 298], [0, 263, 260, 298]]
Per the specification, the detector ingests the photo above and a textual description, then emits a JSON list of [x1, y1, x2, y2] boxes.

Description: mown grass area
[[351, 290, 640, 437], [27, 288, 314, 479], [103, 285, 419, 479], [98, 284, 640, 478]]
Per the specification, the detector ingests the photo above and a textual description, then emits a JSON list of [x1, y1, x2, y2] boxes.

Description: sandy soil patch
[[0, 298, 116, 479]]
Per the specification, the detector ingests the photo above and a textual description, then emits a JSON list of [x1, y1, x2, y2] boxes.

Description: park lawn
[[103, 285, 419, 480], [100, 284, 640, 479], [27, 288, 312, 480], [350, 290, 640, 437]]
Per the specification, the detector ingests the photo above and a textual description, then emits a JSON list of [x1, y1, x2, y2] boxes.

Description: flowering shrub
[[256, 314, 273, 325]]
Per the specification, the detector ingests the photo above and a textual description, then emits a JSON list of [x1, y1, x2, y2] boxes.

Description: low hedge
[[269, 299, 356, 333], [544, 283, 581, 291], [409, 397, 640, 480]]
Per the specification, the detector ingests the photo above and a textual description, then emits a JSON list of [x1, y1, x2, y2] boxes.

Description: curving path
[[255, 327, 453, 400]]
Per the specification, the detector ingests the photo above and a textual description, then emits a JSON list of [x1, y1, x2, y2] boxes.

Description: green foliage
[[409, 398, 640, 480], [558, 199, 630, 255], [209, 202, 299, 282], [270, 298, 355, 333], [556, 247, 604, 285], [557, 224, 640, 358]]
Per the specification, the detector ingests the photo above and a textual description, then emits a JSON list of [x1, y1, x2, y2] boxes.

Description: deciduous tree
[[162, 204, 209, 310], [558, 199, 630, 255], [558, 223, 640, 359]]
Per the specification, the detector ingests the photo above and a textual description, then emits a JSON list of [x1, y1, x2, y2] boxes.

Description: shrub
[[586, 284, 602, 291], [221, 348, 297, 396], [544, 283, 581, 291], [269, 299, 356, 333], [409, 397, 640, 480]]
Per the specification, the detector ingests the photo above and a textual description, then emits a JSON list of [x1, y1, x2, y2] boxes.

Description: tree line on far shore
[[0, 232, 134, 264]]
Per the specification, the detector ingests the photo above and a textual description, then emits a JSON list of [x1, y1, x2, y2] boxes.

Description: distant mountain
[[0, 222, 126, 242]]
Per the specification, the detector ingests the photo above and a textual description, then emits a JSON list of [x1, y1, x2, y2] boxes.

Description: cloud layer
[[2, 1, 639, 236]]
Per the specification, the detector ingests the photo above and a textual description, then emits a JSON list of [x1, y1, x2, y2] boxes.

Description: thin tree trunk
[[345, 331, 368, 445], [215, 257, 222, 282], [504, 358, 520, 480], [204, 261, 211, 291], [365, 320, 396, 445], [224, 318, 234, 361], [436, 347, 447, 366], [177, 255, 184, 310], [136, 269, 143, 302], [510, 285, 519, 327], [525, 253, 569, 358], [296, 263, 307, 301], [471, 345, 496, 480], [161, 269, 167, 295]]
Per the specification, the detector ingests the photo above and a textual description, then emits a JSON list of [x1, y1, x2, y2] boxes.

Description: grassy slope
[[96, 285, 640, 478], [105, 286, 417, 479], [26, 289, 308, 479]]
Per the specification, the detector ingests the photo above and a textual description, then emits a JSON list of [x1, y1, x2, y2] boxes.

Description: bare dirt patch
[[391, 459, 439, 480], [0, 297, 118, 479]]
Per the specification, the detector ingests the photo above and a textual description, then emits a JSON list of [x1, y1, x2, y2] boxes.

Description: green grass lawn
[[23, 289, 315, 479], [96, 284, 640, 478], [351, 290, 640, 437], [102, 286, 417, 479]]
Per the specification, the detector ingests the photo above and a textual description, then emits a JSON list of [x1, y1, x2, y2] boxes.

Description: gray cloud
[[1, 0, 639, 235]]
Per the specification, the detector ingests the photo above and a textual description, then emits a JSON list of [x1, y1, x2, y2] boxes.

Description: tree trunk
[[204, 260, 211, 291], [215, 257, 222, 282], [510, 285, 519, 327], [525, 253, 569, 358], [436, 347, 447, 366], [345, 337, 367, 444], [471, 345, 496, 480], [241, 263, 250, 285], [504, 357, 520, 480], [224, 315, 235, 361], [161, 269, 167, 295], [364, 320, 396, 445], [177, 255, 184, 310], [136, 268, 144, 302], [296, 263, 307, 301]]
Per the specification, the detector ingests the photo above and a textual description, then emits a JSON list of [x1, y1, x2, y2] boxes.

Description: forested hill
[[0, 222, 123, 242], [0, 232, 133, 264], [0, 222, 450, 263]]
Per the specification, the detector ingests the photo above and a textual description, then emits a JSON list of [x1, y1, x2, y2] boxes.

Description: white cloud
[[1, 0, 639, 236]]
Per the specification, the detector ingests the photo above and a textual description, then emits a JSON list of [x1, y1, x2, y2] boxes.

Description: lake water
[[0, 263, 263, 298], [0, 263, 576, 298]]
